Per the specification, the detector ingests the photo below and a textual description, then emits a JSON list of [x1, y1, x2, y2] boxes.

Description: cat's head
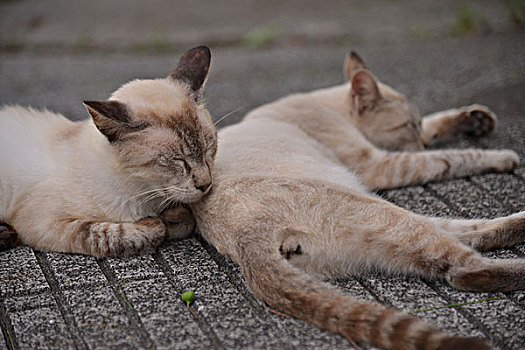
[[84, 46, 217, 204], [344, 51, 425, 152]]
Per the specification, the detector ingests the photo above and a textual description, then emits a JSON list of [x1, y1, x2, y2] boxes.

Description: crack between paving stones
[[194, 234, 297, 349], [424, 280, 505, 349], [33, 251, 88, 350], [0, 299, 18, 350], [96, 258, 156, 350], [194, 233, 276, 315], [353, 276, 395, 308], [151, 251, 226, 350], [467, 175, 522, 213], [347, 276, 384, 306], [466, 175, 525, 261]]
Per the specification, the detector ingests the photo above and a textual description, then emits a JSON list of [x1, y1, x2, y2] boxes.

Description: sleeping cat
[[190, 52, 523, 350], [0, 46, 217, 257]]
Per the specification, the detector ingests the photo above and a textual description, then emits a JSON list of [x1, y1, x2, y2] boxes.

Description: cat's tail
[[235, 234, 491, 350]]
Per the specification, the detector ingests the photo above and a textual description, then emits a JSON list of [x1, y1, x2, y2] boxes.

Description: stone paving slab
[[1, 0, 525, 349]]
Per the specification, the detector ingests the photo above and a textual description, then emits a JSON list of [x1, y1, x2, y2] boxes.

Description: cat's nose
[[196, 181, 212, 192]]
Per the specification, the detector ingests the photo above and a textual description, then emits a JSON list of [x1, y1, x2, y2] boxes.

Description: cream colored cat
[[342, 51, 499, 152], [0, 46, 217, 257], [190, 52, 523, 349]]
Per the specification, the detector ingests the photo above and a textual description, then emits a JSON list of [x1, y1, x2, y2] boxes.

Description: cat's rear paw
[[0, 222, 18, 251], [457, 104, 497, 137]]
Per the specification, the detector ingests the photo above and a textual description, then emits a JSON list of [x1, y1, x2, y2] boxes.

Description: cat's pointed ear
[[84, 100, 146, 142], [351, 70, 383, 114], [344, 51, 368, 81], [169, 46, 211, 100]]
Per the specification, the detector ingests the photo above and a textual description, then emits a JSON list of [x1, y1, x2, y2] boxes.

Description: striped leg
[[54, 217, 166, 257], [430, 211, 525, 251], [358, 148, 518, 190]]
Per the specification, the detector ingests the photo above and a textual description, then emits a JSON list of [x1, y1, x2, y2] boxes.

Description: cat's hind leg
[[282, 192, 525, 292], [0, 221, 18, 251], [20, 217, 166, 257], [235, 229, 490, 350], [421, 104, 497, 146], [430, 211, 525, 251]]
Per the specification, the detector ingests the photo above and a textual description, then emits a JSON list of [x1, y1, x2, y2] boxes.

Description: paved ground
[[1, 0, 524, 349]]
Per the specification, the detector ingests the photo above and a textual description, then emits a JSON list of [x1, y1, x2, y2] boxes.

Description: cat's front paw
[[487, 150, 519, 172], [457, 104, 497, 137], [135, 216, 166, 249], [160, 206, 196, 240]]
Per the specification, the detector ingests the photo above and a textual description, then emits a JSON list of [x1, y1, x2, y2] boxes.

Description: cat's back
[[0, 106, 81, 217], [0, 106, 77, 172]]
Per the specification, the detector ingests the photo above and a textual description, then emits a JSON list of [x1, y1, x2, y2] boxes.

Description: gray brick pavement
[[1, 0, 525, 349]]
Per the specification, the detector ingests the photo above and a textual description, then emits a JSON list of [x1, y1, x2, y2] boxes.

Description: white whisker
[[214, 106, 245, 126]]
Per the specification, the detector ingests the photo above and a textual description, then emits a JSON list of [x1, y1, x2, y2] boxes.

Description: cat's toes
[[457, 104, 497, 137], [0, 223, 18, 251]]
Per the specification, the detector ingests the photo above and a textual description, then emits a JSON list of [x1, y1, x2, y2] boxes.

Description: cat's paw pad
[[457, 104, 497, 137], [0, 223, 18, 251]]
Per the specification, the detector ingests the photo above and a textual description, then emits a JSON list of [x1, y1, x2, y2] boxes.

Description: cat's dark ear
[[84, 100, 146, 142], [345, 51, 368, 81], [351, 70, 383, 114], [169, 46, 211, 100]]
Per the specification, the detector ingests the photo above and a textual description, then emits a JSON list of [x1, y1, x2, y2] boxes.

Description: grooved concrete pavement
[[1, 0, 524, 349]]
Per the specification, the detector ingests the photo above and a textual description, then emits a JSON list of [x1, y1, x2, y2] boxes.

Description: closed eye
[[383, 122, 410, 132], [174, 158, 190, 173]]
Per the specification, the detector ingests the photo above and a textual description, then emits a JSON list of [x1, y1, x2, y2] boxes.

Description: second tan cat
[[190, 52, 523, 350]]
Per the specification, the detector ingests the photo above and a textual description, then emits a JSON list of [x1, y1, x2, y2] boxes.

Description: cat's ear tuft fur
[[169, 46, 211, 99], [351, 70, 382, 114], [345, 51, 368, 81], [84, 100, 146, 142]]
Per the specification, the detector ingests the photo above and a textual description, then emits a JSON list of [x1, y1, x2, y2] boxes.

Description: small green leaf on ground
[[120, 288, 134, 310], [307, 229, 316, 237], [408, 296, 502, 314], [182, 291, 195, 307], [7, 329, 15, 350], [242, 23, 281, 48]]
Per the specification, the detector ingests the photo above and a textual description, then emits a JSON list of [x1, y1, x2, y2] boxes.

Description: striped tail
[[235, 240, 491, 350]]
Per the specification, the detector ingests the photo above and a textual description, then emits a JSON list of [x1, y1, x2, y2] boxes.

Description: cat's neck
[[303, 83, 352, 115]]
